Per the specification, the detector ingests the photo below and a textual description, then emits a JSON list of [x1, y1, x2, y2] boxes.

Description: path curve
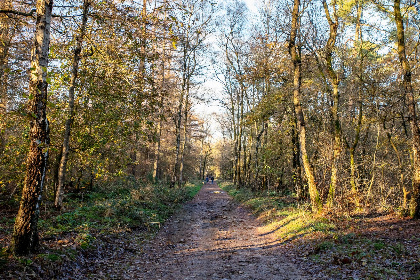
[[122, 183, 306, 280]]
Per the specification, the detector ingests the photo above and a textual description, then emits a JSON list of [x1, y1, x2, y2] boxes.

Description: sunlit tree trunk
[[55, 0, 90, 210], [12, 0, 53, 255], [232, 101, 238, 185], [254, 121, 265, 189], [289, 0, 320, 212], [236, 85, 244, 187], [322, 0, 340, 209], [348, 0, 363, 202], [394, 0, 420, 218], [242, 131, 248, 185], [153, 115, 162, 181]]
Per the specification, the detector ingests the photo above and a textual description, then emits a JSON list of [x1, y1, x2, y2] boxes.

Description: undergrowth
[[39, 177, 202, 237], [219, 182, 336, 242], [219, 182, 420, 279], [0, 177, 202, 277]]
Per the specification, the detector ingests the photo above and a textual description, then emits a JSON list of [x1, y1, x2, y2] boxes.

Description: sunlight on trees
[[0, 0, 420, 256]]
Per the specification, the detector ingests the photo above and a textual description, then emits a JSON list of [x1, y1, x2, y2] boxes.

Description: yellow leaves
[[406, 6, 418, 15], [266, 42, 275, 49], [338, 0, 357, 17]]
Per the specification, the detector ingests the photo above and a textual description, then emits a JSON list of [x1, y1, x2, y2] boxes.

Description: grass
[[39, 178, 202, 238], [219, 182, 336, 242], [219, 181, 420, 279], [0, 177, 202, 277]]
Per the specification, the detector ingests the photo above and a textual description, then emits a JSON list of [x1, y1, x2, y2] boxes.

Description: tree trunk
[[139, 0, 147, 81], [152, 119, 162, 181], [12, 0, 53, 255], [179, 86, 190, 186], [152, 25, 166, 182], [202, 153, 208, 180], [55, 0, 90, 210], [394, 0, 420, 218], [236, 85, 244, 187], [0, 0, 12, 153], [322, 0, 340, 209], [173, 41, 187, 185], [288, 0, 320, 212], [254, 122, 264, 188], [346, 0, 363, 206], [242, 133, 247, 185], [292, 113, 303, 199]]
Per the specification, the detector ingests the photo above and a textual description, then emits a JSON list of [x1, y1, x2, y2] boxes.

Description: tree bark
[[288, 0, 320, 212], [179, 86, 190, 186], [349, 0, 363, 201], [322, 0, 340, 209], [152, 117, 162, 181], [12, 0, 53, 255], [394, 0, 420, 218], [254, 121, 265, 189], [173, 40, 187, 186], [0, 0, 12, 153], [55, 0, 90, 209], [292, 112, 303, 199], [152, 17, 167, 182]]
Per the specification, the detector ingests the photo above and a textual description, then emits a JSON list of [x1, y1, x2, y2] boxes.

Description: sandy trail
[[117, 183, 305, 280]]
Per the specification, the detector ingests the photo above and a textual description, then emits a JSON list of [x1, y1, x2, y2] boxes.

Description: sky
[[244, 0, 258, 14], [192, 0, 259, 142]]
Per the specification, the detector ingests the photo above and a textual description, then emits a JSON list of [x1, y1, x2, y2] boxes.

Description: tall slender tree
[[12, 0, 54, 255], [55, 0, 91, 210], [393, 0, 420, 218], [288, 0, 320, 212], [322, 0, 340, 208]]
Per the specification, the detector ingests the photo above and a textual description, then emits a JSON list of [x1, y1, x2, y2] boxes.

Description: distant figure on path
[[211, 176, 214, 184], [205, 176, 209, 183]]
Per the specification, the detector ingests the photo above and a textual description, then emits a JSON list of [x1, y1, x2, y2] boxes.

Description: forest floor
[[109, 182, 307, 279], [1, 181, 420, 279]]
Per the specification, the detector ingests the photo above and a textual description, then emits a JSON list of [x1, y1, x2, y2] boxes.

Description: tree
[[171, 0, 213, 186], [322, 0, 340, 208], [393, 0, 420, 218], [12, 0, 53, 255], [55, 0, 90, 210], [288, 0, 321, 212]]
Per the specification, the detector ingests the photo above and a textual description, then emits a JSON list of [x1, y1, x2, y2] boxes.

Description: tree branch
[[0, 9, 36, 17]]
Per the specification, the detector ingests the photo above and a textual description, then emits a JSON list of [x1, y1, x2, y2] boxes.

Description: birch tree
[[12, 0, 53, 255]]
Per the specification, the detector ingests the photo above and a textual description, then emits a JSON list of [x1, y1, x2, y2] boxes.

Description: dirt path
[[117, 183, 306, 280]]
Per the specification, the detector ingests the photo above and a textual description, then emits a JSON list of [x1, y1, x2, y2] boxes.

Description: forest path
[[118, 182, 306, 280]]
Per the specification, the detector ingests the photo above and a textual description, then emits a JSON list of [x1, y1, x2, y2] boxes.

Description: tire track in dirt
[[122, 183, 306, 279]]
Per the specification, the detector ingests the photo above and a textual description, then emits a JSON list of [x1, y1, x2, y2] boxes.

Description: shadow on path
[[119, 183, 307, 280]]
